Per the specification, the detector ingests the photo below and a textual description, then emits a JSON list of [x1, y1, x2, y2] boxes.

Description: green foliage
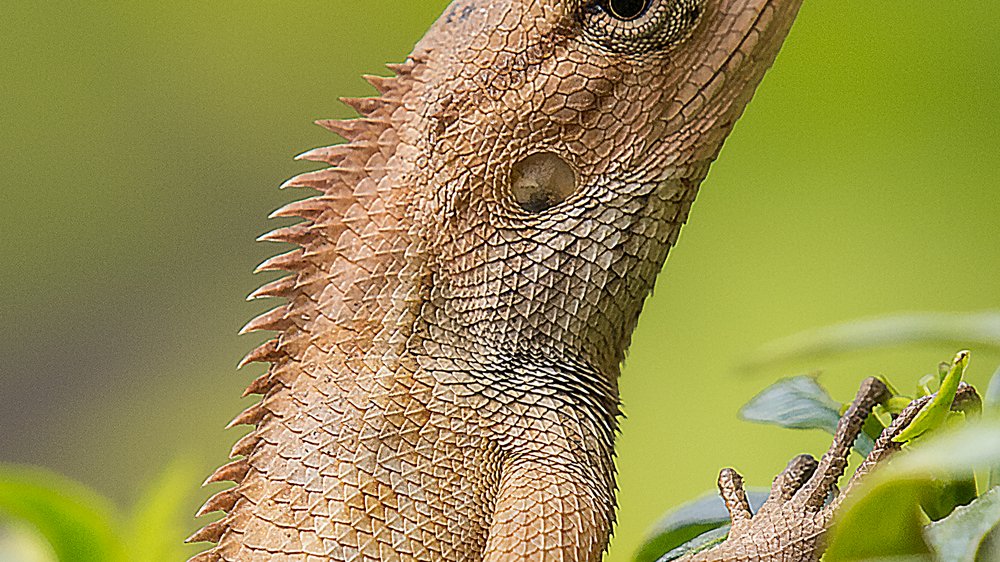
[[639, 349, 1000, 562], [0, 461, 198, 562], [825, 424, 1000, 561], [0, 467, 126, 562]]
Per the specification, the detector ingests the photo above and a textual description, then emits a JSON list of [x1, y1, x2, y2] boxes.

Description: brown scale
[[179, 1, 939, 561]]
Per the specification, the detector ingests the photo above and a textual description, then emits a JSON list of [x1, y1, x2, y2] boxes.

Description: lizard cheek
[[508, 152, 578, 214]]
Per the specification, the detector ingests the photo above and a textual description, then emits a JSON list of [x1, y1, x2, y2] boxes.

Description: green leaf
[[894, 351, 970, 443], [988, 366, 1000, 488], [634, 490, 768, 562], [0, 466, 128, 562], [986, 366, 1000, 416], [826, 423, 1000, 562], [978, 524, 1000, 561], [743, 312, 1000, 371], [127, 459, 200, 562], [925, 486, 1000, 562], [825, 478, 935, 561], [739, 376, 874, 456], [654, 526, 730, 562]]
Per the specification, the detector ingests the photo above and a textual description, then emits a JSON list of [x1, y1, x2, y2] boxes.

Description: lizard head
[[286, 0, 805, 383], [390, 0, 806, 378], [396, 0, 805, 377]]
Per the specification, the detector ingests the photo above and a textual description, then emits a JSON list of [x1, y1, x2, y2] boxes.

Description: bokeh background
[[2, 1, 998, 559]]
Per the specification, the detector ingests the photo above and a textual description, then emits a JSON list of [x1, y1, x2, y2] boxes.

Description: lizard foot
[[680, 378, 979, 562]]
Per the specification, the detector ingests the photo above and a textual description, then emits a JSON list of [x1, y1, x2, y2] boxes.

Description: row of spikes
[[185, 62, 412, 559]]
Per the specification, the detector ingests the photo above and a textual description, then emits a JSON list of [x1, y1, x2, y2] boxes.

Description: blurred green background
[[1, 1, 998, 560]]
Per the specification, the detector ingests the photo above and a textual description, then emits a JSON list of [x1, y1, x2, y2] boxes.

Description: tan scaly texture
[[178, 0, 924, 560]]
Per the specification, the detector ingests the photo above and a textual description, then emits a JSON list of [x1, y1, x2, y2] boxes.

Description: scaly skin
[[189, 0, 812, 560]]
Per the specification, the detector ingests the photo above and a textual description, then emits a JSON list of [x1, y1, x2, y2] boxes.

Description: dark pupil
[[606, 0, 649, 20]]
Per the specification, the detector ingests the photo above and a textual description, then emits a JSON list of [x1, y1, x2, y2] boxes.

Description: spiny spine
[[188, 64, 409, 560]]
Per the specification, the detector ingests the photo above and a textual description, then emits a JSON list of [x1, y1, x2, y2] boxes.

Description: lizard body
[[191, 1, 813, 560]]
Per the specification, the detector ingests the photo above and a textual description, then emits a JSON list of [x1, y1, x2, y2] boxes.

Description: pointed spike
[[279, 168, 339, 190], [185, 519, 227, 544], [230, 432, 261, 458], [269, 198, 326, 220], [315, 118, 372, 142], [227, 403, 267, 429], [239, 306, 290, 335], [256, 224, 312, 245], [186, 552, 221, 562], [237, 340, 280, 370], [385, 62, 409, 76], [254, 249, 305, 274], [340, 96, 383, 116], [203, 459, 251, 486], [243, 373, 272, 397], [294, 143, 355, 164], [247, 276, 296, 302], [362, 74, 393, 94], [196, 488, 240, 517]]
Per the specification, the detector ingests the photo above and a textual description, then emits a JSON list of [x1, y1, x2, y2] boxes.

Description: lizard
[[186, 0, 931, 560]]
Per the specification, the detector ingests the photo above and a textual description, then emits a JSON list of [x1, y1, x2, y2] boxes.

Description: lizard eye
[[583, 0, 704, 54], [604, 0, 652, 21]]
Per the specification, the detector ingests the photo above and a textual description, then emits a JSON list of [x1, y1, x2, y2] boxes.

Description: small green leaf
[[634, 490, 768, 562], [739, 376, 874, 456], [0, 466, 128, 562], [925, 486, 1000, 562], [740, 376, 841, 432], [894, 351, 970, 443]]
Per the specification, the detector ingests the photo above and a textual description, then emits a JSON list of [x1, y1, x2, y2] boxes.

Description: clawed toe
[[797, 377, 889, 509], [717, 468, 753, 532], [773, 454, 818, 502]]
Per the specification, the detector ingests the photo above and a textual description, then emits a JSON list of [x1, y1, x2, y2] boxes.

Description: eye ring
[[604, 0, 652, 21], [581, 0, 705, 55]]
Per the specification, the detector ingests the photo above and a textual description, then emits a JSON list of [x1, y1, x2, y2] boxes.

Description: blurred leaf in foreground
[[825, 423, 1000, 562], [634, 490, 769, 562], [0, 466, 128, 562], [743, 312, 1000, 371], [0, 520, 57, 562], [739, 375, 875, 456], [127, 458, 200, 562], [988, 366, 1000, 488]]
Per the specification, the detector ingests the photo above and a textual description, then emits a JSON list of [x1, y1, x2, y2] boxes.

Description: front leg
[[483, 455, 613, 562]]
